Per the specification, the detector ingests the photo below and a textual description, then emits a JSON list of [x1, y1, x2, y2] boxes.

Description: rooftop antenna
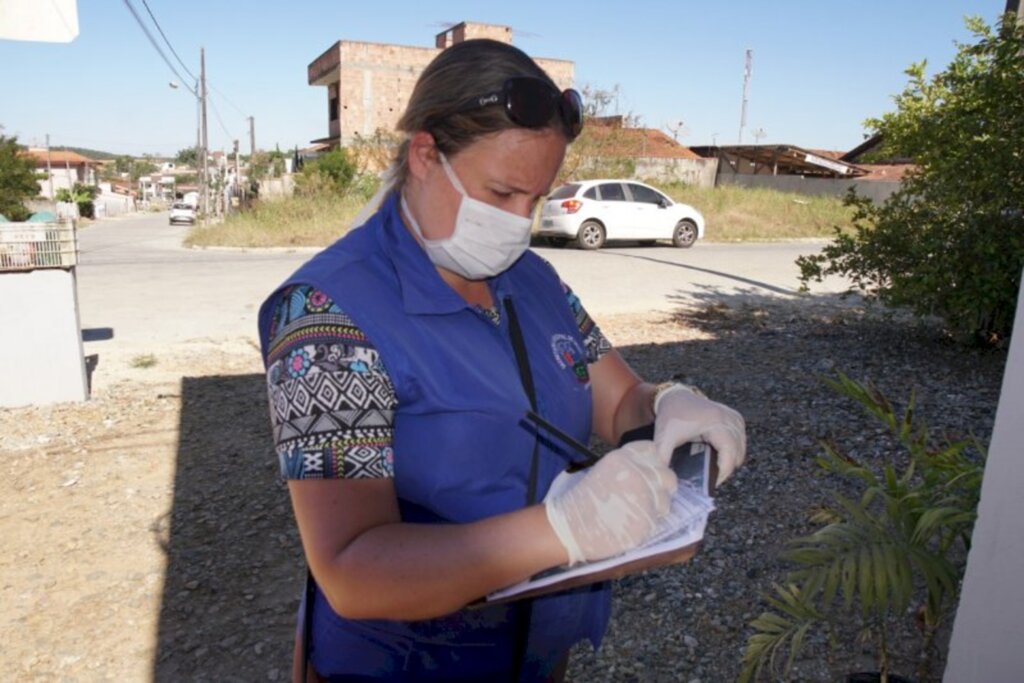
[[738, 49, 752, 144], [666, 119, 688, 142]]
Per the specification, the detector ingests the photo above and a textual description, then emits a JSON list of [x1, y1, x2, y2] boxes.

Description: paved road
[[75, 212, 850, 354]]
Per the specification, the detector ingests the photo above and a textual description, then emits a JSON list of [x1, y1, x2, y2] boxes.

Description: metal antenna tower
[[739, 49, 752, 144]]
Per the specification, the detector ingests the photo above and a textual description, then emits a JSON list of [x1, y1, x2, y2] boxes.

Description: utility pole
[[45, 133, 54, 199], [200, 47, 209, 218], [248, 116, 255, 158], [233, 139, 240, 211], [738, 49, 752, 144]]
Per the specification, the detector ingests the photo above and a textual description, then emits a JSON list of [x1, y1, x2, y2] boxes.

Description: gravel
[[0, 295, 1005, 682]]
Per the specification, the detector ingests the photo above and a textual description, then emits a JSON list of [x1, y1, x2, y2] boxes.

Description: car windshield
[[548, 184, 580, 200], [172, 204, 192, 210]]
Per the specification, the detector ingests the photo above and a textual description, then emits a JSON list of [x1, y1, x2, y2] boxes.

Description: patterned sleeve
[[561, 281, 612, 364], [264, 285, 396, 480]]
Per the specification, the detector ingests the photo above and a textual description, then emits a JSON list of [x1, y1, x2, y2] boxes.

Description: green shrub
[[56, 183, 99, 219], [797, 16, 1024, 345], [298, 148, 358, 196], [0, 132, 39, 221]]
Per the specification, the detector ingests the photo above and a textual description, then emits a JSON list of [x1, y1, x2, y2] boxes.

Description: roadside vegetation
[[184, 194, 366, 248], [659, 183, 855, 241], [186, 172, 855, 248]]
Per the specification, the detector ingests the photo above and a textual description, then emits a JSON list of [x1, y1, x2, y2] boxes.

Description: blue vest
[[258, 193, 611, 681]]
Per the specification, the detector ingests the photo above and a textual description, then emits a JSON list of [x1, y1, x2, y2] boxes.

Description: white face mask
[[401, 152, 533, 280]]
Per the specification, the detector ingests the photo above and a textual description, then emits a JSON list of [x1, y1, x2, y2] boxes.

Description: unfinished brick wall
[[311, 22, 576, 146]]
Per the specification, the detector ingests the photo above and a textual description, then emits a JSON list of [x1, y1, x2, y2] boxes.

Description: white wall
[[35, 167, 76, 199], [944, 273, 1024, 682], [0, 268, 88, 407], [634, 157, 719, 187]]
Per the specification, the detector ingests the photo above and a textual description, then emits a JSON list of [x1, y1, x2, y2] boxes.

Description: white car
[[169, 202, 197, 225], [539, 179, 705, 249]]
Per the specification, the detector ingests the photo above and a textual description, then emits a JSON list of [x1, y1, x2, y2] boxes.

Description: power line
[[207, 96, 235, 140], [141, 0, 248, 120], [120, 0, 192, 91], [209, 84, 248, 118], [139, 0, 197, 83]]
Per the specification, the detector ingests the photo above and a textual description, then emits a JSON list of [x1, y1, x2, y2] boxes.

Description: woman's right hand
[[544, 440, 677, 566]]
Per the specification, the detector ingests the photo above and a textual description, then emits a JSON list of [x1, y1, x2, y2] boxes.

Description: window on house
[[330, 96, 339, 122]]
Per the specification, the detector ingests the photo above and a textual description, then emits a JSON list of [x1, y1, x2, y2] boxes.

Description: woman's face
[[410, 126, 567, 242]]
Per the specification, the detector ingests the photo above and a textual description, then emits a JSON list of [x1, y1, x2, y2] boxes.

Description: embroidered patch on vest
[[550, 334, 589, 384]]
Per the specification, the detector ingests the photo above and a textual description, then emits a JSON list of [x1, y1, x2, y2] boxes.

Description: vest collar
[[377, 192, 515, 316]]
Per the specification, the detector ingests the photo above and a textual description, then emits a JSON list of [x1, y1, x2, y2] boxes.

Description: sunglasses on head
[[451, 76, 584, 140]]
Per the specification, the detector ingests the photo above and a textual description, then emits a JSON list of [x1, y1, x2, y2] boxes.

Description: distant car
[[539, 179, 705, 250], [169, 202, 197, 225]]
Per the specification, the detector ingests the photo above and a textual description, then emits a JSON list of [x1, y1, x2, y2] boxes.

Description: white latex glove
[[653, 385, 747, 487], [544, 440, 677, 567]]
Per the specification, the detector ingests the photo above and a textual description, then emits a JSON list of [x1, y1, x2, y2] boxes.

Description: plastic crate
[[0, 222, 78, 272]]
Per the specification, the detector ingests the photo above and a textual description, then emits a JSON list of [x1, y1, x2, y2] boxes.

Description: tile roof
[[856, 163, 916, 181], [22, 148, 96, 164], [581, 125, 700, 160]]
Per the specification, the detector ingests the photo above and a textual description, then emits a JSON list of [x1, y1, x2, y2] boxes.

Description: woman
[[258, 39, 746, 682]]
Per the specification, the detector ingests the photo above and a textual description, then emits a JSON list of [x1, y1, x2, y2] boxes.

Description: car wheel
[[576, 220, 606, 250], [672, 220, 698, 248]]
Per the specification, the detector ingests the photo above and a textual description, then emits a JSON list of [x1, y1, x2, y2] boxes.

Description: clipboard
[[480, 433, 718, 606]]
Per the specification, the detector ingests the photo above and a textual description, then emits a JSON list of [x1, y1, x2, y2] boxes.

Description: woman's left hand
[[653, 385, 747, 487]]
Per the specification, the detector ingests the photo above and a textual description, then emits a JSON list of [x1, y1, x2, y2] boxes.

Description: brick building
[[307, 21, 575, 148]]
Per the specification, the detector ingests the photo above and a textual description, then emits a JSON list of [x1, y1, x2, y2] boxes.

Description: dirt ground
[[0, 299, 1007, 682], [0, 338, 298, 682]]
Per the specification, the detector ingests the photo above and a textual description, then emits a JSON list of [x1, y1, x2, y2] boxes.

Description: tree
[[113, 155, 133, 174], [56, 182, 100, 219], [798, 15, 1024, 344], [0, 132, 40, 221], [130, 157, 159, 182], [561, 84, 642, 181], [175, 146, 199, 168], [296, 148, 358, 196]]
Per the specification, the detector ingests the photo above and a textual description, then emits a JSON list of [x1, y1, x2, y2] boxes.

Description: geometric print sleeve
[[263, 284, 396, 480], [561, 281, 613, 364]]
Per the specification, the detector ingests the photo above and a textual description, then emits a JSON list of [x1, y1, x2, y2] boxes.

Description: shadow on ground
[[150, 292, 1007, 681], [153, 374, 302, 682]]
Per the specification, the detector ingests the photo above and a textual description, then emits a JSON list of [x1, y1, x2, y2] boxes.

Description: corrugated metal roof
[[691, 144, 867, 177]]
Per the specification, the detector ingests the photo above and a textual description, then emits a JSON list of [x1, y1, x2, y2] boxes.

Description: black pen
[[525, 410, 601, 471]]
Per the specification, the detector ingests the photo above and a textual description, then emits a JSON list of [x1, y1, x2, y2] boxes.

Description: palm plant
[[739, 373, 985, 683]]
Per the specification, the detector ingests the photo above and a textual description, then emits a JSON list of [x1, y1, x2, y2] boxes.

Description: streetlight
[[168, 75, 206, 216], [165, 47, 207, 218]]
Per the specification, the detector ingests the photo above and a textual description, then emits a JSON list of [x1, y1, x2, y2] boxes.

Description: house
[[137, 174, 176, 203], [838, 133, 916, 182], [689, 140, 908, 202], [21, 148, 97, 199], [307, 21, 574, 148]]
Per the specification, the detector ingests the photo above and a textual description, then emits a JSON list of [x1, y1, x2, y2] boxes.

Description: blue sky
[[0, 1, 1007, 157]]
